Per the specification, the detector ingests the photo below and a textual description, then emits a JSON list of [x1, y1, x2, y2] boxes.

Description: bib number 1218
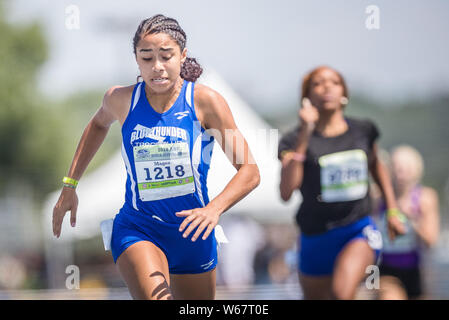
[[143, 165, 186, 181]]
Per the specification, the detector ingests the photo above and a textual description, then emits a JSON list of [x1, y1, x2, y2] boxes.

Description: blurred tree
[[0, 2, 120, 201], [0, 2, 49, 194]]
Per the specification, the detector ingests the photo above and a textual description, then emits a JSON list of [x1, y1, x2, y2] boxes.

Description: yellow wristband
[[280, 150, 291, 159], [387, 208, 407, 223], [62, 176, 78, 187]]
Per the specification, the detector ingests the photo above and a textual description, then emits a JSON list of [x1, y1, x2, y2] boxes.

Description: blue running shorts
[[111, 203, 217, 274], [298, 216, 382, 276]]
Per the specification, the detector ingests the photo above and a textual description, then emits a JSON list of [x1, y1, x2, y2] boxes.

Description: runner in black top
[[278, 65, 406, 300], [280, 117, 380, 234]]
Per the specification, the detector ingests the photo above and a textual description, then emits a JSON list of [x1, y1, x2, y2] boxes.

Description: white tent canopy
[[41, 69, 301, 243]]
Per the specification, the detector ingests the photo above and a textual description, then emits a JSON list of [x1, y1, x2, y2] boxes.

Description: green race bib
[[319, 149, 368, 202]]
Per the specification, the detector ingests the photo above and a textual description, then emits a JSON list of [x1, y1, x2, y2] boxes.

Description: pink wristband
[[291, 152, 306, 162]]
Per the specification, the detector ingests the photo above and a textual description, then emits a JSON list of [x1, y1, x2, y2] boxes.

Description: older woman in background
[[377, 145, 440, 300]]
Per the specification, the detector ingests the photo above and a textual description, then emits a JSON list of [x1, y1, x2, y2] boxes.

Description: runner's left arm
[[413, 187, 440, 247], [176, 85, 260, 241], [369, 143, 406, 239]]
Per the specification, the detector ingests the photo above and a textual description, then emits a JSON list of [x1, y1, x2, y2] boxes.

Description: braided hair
[[133, 15, 203, 82]]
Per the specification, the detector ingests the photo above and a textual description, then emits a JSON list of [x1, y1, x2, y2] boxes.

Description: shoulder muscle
[[193, 83, 237, 131], [95, 85, 135, 127]]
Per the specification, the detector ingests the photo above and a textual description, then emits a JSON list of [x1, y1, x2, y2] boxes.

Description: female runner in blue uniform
[[278, 66, 406, 299], [52, 15, 260, 300]]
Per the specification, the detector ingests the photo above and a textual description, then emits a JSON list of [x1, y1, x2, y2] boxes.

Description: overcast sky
[[7, 0, 449, 113]]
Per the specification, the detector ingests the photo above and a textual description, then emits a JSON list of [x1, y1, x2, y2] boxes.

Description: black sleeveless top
[[278, 117, 380, 235]]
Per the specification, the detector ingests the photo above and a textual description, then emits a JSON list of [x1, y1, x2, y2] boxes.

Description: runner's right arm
[[52, 86, 126, 238], [279, 98, 318, 201], [279, 127, 312, 201]]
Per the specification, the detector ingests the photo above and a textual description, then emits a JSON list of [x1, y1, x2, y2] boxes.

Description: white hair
[[391, 144, 424, 182]]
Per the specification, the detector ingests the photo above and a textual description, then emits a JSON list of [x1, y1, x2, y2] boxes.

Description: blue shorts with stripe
[[298, 216, 382, 276], [111, 203, 217, 274]]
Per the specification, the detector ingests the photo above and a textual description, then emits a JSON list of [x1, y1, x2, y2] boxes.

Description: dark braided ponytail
[[133, 15, 203, 82]]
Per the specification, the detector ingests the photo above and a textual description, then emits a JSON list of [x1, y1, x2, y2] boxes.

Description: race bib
[[133, 142, 195, 201], [319, 149, 368, 202]]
